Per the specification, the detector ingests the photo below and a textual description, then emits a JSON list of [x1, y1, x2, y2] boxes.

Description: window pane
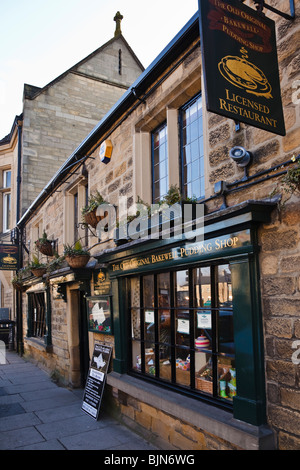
[[131, 309, 141, 340], [4, 171, 11, 188], [130, 277, 140, 307], [175, 270, 189, 307], [193, 267, 211, 307], [195, 353, 213, 395], [143, 275, 154, 307], [145, 343, 155, 376], [181, 95, 204, 199], [159, 345, 171, 381], [132, 340, 141, 371], [217, 357, 236, 400], [218, 265, 232, 307], [152, 124, 168, 202], [176, 347, 190, 386]]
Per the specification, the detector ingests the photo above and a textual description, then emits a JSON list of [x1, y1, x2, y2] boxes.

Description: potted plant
[[29, 255, 47, 278], [64, 241, 90, 269], [35, 231, 54, 256], [81, 190, 107, 228]]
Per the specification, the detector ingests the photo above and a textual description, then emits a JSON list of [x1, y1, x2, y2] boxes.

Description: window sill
[[24, 337, 53, 354], [107, 372, 275, 450]]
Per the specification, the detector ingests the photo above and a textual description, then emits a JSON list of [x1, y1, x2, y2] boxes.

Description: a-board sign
[[198, 0, 285, 136], [81, 342, 112, 420]]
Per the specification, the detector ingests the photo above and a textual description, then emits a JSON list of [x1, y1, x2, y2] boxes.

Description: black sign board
[[0, 309, 10, 321], [0, 245, 18, 270], [199, 0, 285, 135], [81, 342, 112, 420]]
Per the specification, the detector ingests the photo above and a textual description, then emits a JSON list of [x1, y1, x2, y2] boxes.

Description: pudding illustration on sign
[[218, 48, 272, 99]]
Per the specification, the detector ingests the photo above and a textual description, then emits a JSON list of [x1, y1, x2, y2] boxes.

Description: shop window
[[28, 292, 46, 339], [180, 95, 204, 200], [152, 123, 168, 203], [129, 263, 236, 404]]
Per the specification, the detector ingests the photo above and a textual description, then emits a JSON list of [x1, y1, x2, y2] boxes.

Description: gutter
[[16, 12, 199, 228]]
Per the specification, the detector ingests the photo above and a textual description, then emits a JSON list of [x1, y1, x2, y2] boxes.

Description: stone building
[[0, 12, 143, 318], [16, 1, 300, 450]]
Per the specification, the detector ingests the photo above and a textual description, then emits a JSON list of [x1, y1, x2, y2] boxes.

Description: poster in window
[[198, 0, 285, 135], [87, 296, 113, 335]]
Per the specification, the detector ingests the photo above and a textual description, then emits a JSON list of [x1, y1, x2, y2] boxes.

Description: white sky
[[0, 0, 199, 138]]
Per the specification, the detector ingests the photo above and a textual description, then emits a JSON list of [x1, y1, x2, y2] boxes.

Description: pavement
[[0, 350, 158, 451]]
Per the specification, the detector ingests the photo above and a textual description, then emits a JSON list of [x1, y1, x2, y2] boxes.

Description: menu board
[[81, 342, 112, 420]]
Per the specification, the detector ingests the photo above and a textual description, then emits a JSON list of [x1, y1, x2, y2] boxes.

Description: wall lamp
[[229, 146, 253, 180]]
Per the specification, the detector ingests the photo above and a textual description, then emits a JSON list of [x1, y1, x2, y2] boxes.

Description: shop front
[[93, 200, 276, 449]]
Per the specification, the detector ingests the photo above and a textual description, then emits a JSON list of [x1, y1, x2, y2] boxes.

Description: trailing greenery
[[28, 254, 47, 269], [281, 157, 300, 194], [63, 240, 90, 257], [81, 190, 107, 216]]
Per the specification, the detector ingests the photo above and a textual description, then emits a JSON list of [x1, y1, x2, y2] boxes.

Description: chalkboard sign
[[81, 342, 112, 420]]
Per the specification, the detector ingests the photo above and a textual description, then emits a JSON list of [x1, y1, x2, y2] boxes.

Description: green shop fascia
[[94, 200, 276, 427]]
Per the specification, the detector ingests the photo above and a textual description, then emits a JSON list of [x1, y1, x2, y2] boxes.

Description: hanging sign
[[0, 245, 19, 270], [198, 0, 285, 135], [81, 342, 112, 420]]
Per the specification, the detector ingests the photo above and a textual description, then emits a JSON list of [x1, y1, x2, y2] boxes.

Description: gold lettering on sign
[[110, 235, 244, 273]]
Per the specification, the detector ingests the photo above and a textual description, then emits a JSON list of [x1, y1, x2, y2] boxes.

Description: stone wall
[[21, 35, 143, 215], [204, 0, 300, 450]]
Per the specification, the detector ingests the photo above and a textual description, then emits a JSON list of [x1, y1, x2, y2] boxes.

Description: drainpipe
[[16, 120, 23, 355], [16, 119, 22, 224]]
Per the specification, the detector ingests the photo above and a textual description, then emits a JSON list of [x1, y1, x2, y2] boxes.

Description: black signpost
[[81, 342, 112, 420], [199, 0, 285, 135]]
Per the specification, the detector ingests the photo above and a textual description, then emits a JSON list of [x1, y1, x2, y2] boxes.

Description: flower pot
[[65, 254, 90, 269], [31, 268, 47, 277], [36, 240, 54, 257]]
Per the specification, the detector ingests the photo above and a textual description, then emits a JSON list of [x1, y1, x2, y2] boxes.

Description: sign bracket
[[240, 0, 295, 21]]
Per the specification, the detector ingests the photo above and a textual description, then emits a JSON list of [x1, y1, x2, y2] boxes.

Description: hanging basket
[[36, 240, 54, 257], [84, 208, 108, 229], [31, 268, 47, 278], [84, 209, 101, 229], [65, 254, 90, 269]]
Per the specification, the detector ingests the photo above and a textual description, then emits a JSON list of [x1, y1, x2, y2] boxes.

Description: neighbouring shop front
[[92, 200, 277, 448]]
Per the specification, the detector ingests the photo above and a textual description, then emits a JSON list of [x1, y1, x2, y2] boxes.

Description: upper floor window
[[180, 95, 204, 200], [3, 170, 11, 232], [152, 123, 168, 203], [64, 178, 88, 247]]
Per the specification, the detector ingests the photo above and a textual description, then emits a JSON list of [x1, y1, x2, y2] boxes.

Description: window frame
[[151, 122, 168, 204], [179, 93, 205, 201], [128, 261, 235, 409], [2, 169, 11, 233]]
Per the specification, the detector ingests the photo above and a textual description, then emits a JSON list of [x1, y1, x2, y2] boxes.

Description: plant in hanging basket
[[63, 241, 90, 269], [28, 255, 47, 278], [35, 231, 54, 256], [81, 190, 107, 228], [11, 268, 28, 292], [281, 156, 300, 194]]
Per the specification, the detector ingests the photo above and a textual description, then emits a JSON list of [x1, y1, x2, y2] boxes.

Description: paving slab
[[0, 351, 158, 451]]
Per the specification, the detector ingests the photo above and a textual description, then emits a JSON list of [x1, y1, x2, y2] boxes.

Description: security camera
[[229, 146, 252, 167]]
